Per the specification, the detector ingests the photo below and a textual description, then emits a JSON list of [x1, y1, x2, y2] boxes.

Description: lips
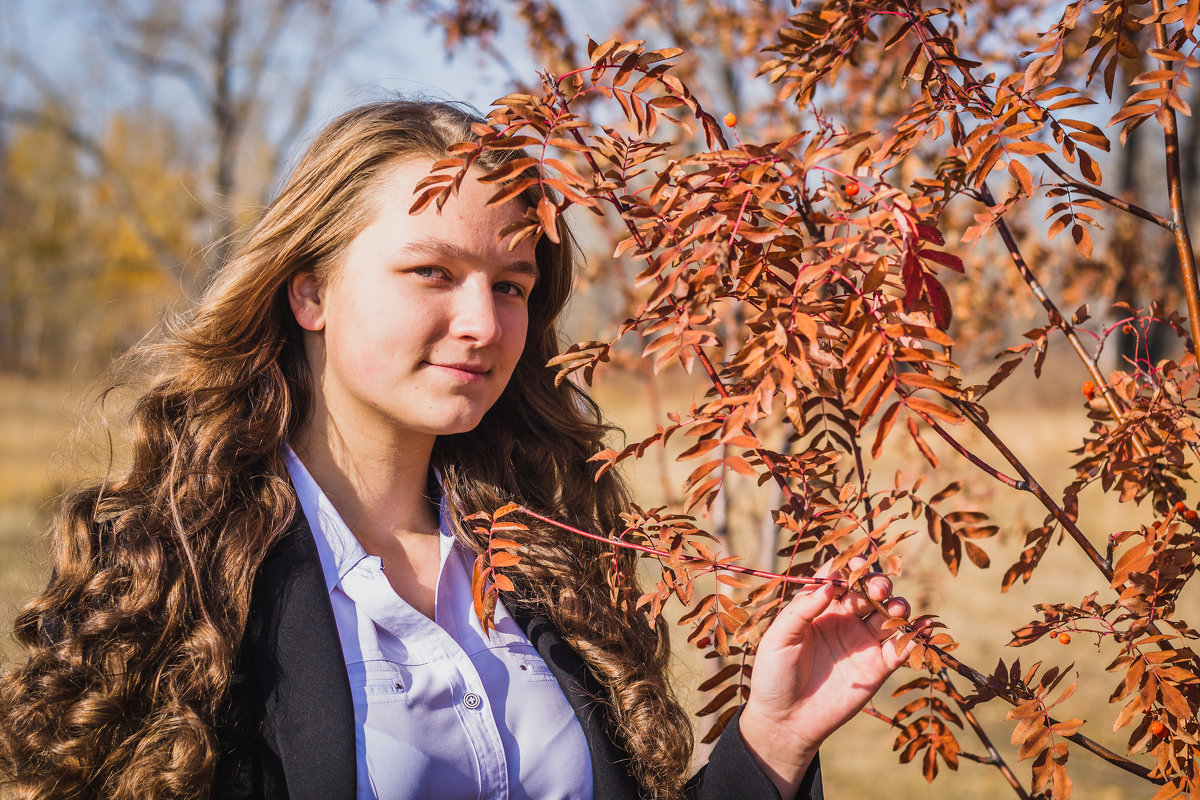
[[424, 360, 490, 380]]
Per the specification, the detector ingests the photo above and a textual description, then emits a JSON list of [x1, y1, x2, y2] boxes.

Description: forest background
[[2, 0, 1199, 798]]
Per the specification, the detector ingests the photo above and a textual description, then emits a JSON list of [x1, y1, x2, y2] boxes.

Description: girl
[[0, 100, 910, 800]]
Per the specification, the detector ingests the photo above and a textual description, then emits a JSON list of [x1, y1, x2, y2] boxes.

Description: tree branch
[[1148, 0, 1200, 353]]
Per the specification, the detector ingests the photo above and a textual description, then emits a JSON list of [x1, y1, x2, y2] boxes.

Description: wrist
[[738, 703, 820, 799]]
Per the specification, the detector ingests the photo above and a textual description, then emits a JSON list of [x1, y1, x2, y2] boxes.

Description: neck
[[290, 407, 441, 550]]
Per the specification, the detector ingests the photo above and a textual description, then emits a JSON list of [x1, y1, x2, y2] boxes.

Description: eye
[[411, 265, 449, 281], [495, 280, 530, 299]]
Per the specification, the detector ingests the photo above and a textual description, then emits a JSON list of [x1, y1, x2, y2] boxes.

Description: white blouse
[[284, 447, 593, 800]]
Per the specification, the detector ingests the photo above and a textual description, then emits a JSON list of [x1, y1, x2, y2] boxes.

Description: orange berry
[[845, 180, 861, 196], [1175, 501, 1187, 513], [723, 112, 738, 127], [1081, 381, 1095, 398], [1058, 632, 1071, 644], [1123, 324, 1134, 334], [1149, 720, 1167, 738], [1186, 509, 1199, 522]]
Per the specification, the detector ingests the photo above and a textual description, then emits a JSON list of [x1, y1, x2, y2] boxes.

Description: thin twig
[[951, 399, 1111, 579], [1035, 154, 1173, 229], [938, 668, 1031, 800], [907, 401, 1027, 490], [978, 182, 1150, 463], [861, 704, 902, 728], [516, 505, 846, 588]]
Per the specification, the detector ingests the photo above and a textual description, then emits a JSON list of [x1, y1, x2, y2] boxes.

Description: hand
[[738, 558, 913, 798]]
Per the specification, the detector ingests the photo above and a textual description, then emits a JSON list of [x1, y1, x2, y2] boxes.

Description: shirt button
[[463, 692, 482, 710]]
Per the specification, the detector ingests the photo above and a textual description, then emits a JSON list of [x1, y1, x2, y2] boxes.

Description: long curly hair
[[0, 100, 694, 800]]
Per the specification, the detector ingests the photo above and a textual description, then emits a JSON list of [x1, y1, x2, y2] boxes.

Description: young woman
[[0, 100, 911, 800]]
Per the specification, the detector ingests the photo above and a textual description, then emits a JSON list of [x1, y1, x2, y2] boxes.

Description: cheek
[[325, 302, 414, 376], [507, 310, 531, 360]]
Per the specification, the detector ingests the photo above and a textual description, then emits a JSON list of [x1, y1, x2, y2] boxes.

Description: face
[[288, 159, 538, 448]]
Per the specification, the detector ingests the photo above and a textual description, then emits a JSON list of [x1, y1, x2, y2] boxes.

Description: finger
[[838, 589, 877, 619], [861, 609, 890, 642], [836, 579, 891, 618], [835, 557, 893, 612], [844, 593, 909, 648], [882, 630, 917, 671], [864, 598, 911, 643], [767, 581, 838, 645], [886, 596, 910, 620], [864, 572, 893, 603]]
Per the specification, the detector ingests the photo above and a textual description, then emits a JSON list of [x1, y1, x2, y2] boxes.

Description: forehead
[[365, 158, 538, 265]]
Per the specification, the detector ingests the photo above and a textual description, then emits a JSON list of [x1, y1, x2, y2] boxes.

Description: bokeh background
[[2, 1, 1195, 797]]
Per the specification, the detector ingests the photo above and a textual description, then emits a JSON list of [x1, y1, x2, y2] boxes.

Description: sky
[[1, 0, 544, 127]]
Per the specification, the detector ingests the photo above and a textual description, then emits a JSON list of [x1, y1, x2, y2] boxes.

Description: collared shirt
[[284, 447, 593, 800]]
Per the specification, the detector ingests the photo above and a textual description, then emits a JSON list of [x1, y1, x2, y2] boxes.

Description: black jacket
[[213, 515, 823, 800]]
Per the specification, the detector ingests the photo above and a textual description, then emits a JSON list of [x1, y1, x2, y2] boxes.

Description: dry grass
[[0, 374, 88, 655], [0, 359, 1192, 798]]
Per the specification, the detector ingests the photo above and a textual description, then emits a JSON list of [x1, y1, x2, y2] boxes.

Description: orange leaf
[[537, 197, 561, 244], [489, 551, 521, 568]]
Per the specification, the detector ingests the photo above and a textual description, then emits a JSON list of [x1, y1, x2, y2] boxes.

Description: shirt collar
[[283, 444, 368, 593]]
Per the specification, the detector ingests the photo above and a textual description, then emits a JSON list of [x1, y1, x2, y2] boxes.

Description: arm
[[736, 561, 912, 798], [686, 706, 823, 800]]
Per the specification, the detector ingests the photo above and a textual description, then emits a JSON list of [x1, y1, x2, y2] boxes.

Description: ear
[[288, 271, 326, 332]]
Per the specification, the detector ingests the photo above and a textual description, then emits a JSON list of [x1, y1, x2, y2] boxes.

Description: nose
[[448, 279, 503, 346]]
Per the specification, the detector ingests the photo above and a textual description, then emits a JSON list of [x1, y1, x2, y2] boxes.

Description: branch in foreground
[[952, 399, 1111, 580], [515, 505, 846, 589], [515, 505, 1161, 786]]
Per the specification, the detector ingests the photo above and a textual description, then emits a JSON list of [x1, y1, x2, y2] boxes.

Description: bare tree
[[2, 0, 368, 289]]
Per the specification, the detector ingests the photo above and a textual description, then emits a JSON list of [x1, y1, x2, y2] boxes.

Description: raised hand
[[738, 558, 913, 798]]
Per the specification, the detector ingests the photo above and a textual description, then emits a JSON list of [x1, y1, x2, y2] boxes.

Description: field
[[0, 362, 1190, 798]]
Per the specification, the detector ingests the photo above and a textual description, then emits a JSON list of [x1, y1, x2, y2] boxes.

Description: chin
[[424, 414, 488, 437]]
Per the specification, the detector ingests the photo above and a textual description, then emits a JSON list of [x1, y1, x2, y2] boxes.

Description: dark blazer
[[213, 515, 823, 800]]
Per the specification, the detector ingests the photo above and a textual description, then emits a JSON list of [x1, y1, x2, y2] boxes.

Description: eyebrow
[[401, 236, 539, 285]]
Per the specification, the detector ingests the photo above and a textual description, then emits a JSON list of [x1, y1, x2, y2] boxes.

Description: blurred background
[[1, 1, 1194, 797]]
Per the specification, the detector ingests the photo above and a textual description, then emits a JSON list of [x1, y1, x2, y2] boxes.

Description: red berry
[[696, 636, 712, 648], [845, 181, 861, 196], [1123, 324, 1134, 334], [1081, 381, 1095, 399], [1186, 509, 1199, 522], [1058, 633, 1071, 644], [1175, 501, 1187, 513], [723, 113, 738, 127], [1149, 720, 1167, 738]]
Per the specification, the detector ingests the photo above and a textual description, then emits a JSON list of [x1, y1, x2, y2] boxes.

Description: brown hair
[[0, 100, 693, 799]]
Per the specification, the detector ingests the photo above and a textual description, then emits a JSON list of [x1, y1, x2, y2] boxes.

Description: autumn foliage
[[409, 1, 1200, 797]]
